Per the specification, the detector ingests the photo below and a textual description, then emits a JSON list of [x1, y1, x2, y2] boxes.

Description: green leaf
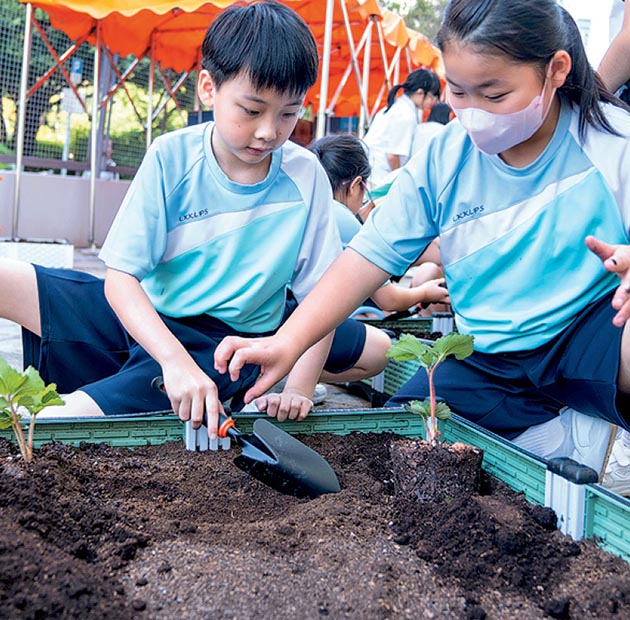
[[433, 400, 453, 421], [0, 410, 15, 430], [29, 384, 64, 415], [0, 356, 28, 397], [433, 333, 474, 362], [386, 334, 434, 365], [403, 399, 432, 420]]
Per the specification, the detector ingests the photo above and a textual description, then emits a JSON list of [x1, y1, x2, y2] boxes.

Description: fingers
[[586, 236, 630, 273], [612, 282, 630, 327], [260, 393, 313, 422], [243, 372, 283, 404], [214, 336, 249, 375], [204, 395, 221, 441]]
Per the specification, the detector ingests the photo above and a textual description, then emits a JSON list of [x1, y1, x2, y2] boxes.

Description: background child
[[309, 133, 449, 314], [216, 0, 630, 493], [0, 1, 344, 437], [363, 69, 441, 187]]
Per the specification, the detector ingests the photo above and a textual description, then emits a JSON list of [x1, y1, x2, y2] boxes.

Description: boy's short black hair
[[201, 1, 319, 96]]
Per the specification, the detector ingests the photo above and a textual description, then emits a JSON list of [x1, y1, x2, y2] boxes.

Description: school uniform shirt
[[99, 121, 341, 333], [411, 121, 447, 156], [350, 98, 630, 353], [364, 94, 420, 187], [333, 199, 362, 249]]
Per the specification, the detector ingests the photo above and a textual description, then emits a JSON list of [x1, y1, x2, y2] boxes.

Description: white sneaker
[[602, 429, 630, 496], [512, 407, 616, 476], [239, 401, 260, 412], [312, 383, 328, 405]]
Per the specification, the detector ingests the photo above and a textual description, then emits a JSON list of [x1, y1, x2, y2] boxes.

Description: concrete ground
[[0, 248, 371, 410]]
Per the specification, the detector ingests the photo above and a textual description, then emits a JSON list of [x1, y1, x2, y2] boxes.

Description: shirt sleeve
[[290, 162, 342, 302], [99, 141, 168, 280], [376, 100, 417, 158], [348, 152, 438, 277]]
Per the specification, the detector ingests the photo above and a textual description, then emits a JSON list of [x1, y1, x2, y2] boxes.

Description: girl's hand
[[161, 360, 221, 438], [253, 388, 313, 422], [586, 235, 630, 327], [214, 334, 299, 404], [358, 200, 376, 223], [416, 278, 451, 305]]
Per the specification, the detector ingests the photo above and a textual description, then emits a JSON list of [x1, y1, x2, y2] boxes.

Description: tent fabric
[[24, 0, 442, 117]]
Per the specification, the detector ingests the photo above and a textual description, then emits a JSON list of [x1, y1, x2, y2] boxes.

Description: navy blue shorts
[[386, 291, 630, 438], [23, 267, 367, 414], [326, 318, 367, 374]]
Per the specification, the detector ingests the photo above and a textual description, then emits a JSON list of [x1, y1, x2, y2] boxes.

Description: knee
[[360, 327, 392, 376]]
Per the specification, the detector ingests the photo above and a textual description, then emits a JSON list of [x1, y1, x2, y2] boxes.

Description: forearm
[[283, 332, 334, 397], [598, 3, 630, 94], [103, 268, 189, 367], [598, 36, 630, 92], [372, 283, 422, 312], [386, 153, 401, 171]]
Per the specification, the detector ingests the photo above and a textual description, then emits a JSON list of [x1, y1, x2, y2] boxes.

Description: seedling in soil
[[387, 333, 474, 445], [0, 356, 64, 463]]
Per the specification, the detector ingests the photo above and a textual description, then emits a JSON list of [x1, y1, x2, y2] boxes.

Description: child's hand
[[161, 361, 221, 438], [416, 277, 451, 305], [252, 388, 313, 422], [214, 334, 299, 403], [358, 200, 376, 223], [586, 235, 630, 327]]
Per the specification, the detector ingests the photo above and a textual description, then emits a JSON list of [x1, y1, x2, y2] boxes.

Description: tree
[[0, 0, 92, 155], [381, 0, 449, 43]]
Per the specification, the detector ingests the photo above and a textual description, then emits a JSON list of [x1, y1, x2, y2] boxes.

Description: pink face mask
[[448, 79, 556, 156]]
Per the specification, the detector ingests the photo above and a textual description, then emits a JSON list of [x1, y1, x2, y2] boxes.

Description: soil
[[2, 431, 630, 620]]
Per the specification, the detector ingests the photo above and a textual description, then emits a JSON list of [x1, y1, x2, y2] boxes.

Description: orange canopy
[[25, 0, 442, 117]]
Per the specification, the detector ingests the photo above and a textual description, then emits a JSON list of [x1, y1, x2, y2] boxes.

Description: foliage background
[[381, 0, 449, 42]]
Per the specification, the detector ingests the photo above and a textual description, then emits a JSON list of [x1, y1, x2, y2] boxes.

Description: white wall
[[0, 171, 129, 247]]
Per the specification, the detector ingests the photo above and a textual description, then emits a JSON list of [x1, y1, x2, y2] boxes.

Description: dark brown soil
[[1, 432, 630, 620]]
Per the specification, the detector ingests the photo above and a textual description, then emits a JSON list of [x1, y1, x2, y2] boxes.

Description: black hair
[[436, 0, 628, 140], [385, 69, 441, 112], [427, 102, 452, 124], [201, 1, 318, 96], [309, 134, 371, 199]]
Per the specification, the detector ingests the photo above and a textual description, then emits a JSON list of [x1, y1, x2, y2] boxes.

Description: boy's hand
[[586, 235, 630, 327], [214, 334, 298, 403], [416, 277, 450, 305], [252, 388, 313, 422], [161, 362, 221, 439]]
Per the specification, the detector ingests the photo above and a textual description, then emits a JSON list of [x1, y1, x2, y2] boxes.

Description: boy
[[0, 1, 342, 438]]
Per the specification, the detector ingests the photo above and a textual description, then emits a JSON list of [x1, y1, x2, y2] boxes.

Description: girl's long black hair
[[385, 69, 441, 112], [309, 134, 371, 199], [436, 0, 628, 140]]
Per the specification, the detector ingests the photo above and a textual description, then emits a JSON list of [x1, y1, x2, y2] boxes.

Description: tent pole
[[147, 37, 155, 148], [339, 0, 370, 129], [358, 17, 373, 137], [13, 2, 34, 240], [316, 0, 334, 140], [88, 21, 101, 248]]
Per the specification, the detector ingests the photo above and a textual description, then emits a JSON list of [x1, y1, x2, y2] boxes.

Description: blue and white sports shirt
[[100, 122, 341, 333], [350, 99, 630, 353]]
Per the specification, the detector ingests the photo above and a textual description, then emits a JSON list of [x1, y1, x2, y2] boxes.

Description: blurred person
[[363, 69, 440, 187], [598, 0, 630, 104], [412, 102, 453, 155]]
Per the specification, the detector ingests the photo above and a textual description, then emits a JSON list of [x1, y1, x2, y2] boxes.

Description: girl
[[363, 69, 440, 187], [216, 0, 630, 494]]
